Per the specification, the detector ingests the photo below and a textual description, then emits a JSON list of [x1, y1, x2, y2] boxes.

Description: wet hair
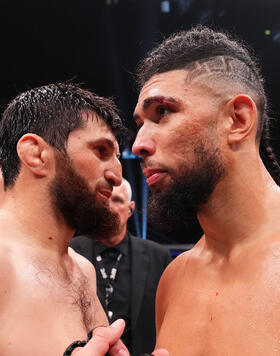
[[0, 82, 125, 189], [136, 25, 280, 184]]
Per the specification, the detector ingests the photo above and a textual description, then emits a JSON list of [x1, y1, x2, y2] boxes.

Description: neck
[[0, 182, 74, 256], [197, 155, 280, 254]]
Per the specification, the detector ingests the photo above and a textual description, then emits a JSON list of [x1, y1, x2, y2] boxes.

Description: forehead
[[134, 69, 221, 123], [68, 111, 119, 150], [137, 70, 190, 106], [112, 183, 128, 198]]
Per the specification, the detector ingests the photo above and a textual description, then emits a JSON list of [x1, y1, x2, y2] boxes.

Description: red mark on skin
[[210, 317, 213, 321], [48, 236, 53, 241], [216, 292, 219, 296], [154, 97, 177, 111]]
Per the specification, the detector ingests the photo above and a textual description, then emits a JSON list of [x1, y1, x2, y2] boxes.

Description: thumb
[[152, 349, 169, 356], [73, 319, 126, 355]]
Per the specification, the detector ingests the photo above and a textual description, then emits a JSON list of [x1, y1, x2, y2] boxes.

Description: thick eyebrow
[[91, 138, 120, 157], [133, 95, 181, 122]]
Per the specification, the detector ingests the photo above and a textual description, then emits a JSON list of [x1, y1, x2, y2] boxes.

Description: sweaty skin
[[0, 242, 108, 356], [133, 70, 280, 355], [0, 116, 121, 355], [156, 235, 280, 355]]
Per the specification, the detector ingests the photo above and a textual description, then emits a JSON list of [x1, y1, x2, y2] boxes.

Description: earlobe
[[227, 94, 257, 145], [17, 134, 49, 177]]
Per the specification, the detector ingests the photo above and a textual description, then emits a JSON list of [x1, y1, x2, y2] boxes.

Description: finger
[[152, 349, 169, 356], [78, 319, 127, 355], [107, 338, 129, 356]]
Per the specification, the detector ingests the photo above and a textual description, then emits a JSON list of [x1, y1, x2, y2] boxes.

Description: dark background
[[1, 0, 280, 245]]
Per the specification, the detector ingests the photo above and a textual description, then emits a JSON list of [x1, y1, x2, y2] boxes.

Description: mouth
[[143, 168, 167, 187], [98, 190, 112, 200]]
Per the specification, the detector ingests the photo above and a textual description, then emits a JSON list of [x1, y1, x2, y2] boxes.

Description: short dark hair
[[0, 82, 124, 188], [137, 26, 266, 134], [137, 25, 280, 185]]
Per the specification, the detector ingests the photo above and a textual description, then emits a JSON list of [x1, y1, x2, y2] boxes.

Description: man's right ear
[[17, 134, 51, 177]]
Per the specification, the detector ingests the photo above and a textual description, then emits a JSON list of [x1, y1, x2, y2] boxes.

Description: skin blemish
[[216, 292, 219, 296], [48, 236, 53, 241], [143, 95, 179, 112], [155, 97, 176, 111], [210, 316, 213, 321]]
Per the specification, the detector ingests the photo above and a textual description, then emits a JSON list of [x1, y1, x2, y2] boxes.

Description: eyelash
[[95, 145, 109, 158], [98, 146, 106, 153], [95, 145, 120, 161], [155, 105, 174, 121], [135, 105, 174, 130]]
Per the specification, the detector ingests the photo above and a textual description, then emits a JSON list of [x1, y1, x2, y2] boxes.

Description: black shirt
[[94, 233, 132, 351]]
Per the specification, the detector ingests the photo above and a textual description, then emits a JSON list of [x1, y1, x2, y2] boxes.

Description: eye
[[156, 105, 174, 120], [97, 145, 106, 154], [95, 145, 110, 158], [111, 197, 124, 203]]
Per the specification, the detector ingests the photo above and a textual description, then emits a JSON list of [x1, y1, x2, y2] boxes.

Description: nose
[[132, 128, 156, 158], [104, 158, 122, 187]]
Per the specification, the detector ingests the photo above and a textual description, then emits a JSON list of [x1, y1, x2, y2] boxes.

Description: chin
[[151, 176, 172, 193]]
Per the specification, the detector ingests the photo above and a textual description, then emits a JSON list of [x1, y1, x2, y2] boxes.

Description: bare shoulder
[[155, 249, 193, 327], [157, 249, 192, 292], [68, 246, 97, 284], [68, 246, 108, 326]]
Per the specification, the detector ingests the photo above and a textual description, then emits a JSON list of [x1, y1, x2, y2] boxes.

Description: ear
[[128, 201, 135, 217], [227, 94, 258, 145], [17, 134, 51, 177]]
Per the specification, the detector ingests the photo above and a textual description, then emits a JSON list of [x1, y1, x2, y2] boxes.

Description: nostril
[[139, 148, 150, 157], [107, 178, 115, 186]]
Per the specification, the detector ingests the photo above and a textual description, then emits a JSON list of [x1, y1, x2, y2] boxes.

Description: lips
[[143, 168, 167, 187], [98, 190, 112, 199]]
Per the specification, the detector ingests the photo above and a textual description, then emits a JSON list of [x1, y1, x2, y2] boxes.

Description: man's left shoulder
[[68, 246, 96, 280]]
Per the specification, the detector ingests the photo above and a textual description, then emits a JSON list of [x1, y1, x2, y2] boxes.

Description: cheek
[[118, 207, 130, 220], [72, 155, 102, 180], [167, 121, 203, 159]]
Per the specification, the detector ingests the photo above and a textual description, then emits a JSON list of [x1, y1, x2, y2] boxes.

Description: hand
[[151, 350, 169, 356], [71, 319, 129, 355], [71, 318, 169, 356]]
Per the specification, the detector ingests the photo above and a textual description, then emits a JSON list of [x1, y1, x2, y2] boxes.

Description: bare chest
[[158, 258, 280, 356], [0, 259, 96, 355]]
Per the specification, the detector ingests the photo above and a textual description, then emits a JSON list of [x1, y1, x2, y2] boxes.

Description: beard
[[49, 153, 119, 240], [147, 140, 225, 232]]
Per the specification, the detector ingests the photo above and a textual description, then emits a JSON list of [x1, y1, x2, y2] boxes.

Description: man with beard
[[132, 26, 280, 355], [0, 83, 168, 356], [71, 178, 172, 355]]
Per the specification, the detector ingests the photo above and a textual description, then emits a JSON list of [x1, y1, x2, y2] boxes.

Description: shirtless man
[[132, 26, 280, 355], [0, 83, 168, 356]]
